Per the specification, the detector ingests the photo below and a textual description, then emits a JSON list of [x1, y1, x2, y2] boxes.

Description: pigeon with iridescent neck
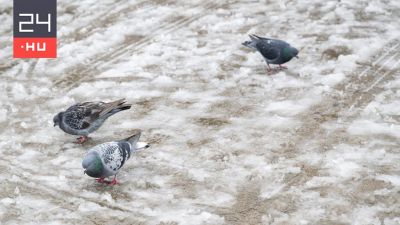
[[82, 131, 150, 185], [53, 99, 131, 144], [242, 34, 299, 72]]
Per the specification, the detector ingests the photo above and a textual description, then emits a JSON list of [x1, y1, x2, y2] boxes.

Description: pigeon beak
[[53, 123, 56, 127], [84, 170, 86, 175], [295, 55, 299, 59]]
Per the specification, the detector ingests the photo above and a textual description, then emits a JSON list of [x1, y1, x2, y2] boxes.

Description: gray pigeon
[[53, 99, 131, 143], [82, 131, 150, 185], [242, 34, 299, 72]]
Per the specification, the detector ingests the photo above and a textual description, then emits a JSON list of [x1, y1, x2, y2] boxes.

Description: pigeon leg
[[109, 175, 118, 185], [76, 136, 89, 144], [267, 63, 272, 71], [96, 177, 105, 183], [265, 63, 273, 74]]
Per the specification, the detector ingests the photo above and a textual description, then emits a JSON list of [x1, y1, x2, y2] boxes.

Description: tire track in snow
[[216, 184, 267, 225], [15, 2, 188, 97], [58, 0, 161, 46], [4, 0, 218, 112], [212, 39, 400, 224], [52, 1, 219, 92], [0, 158, 149, 223], [274, 39, 400, 154], [0, 1, 160, 78], [267, 39, 400, 199], [2, 1, 222, 221]]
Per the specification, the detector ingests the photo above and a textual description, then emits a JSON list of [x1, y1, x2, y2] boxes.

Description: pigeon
[[53, 99, 131, 144], [82, 131, 150, 185], [242, 34, 299, 72]]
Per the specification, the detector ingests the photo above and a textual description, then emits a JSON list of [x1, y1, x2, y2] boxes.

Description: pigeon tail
[[249, 34, 259, 41], [120, 131, 150, 152], [251, 34, 270, 41], [242, 35, 259, 50], [104, 101, 131, 118], [99, 98, 132, 117], [119, 131, 140, 144], [136, 141, 150, 150], [114, 98, 132, 110], [108, 104, 131, 115]]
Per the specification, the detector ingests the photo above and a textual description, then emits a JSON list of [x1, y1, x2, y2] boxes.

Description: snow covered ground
[[1, 0, 400, 224]]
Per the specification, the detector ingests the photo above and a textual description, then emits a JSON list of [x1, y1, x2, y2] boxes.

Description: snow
[[348, 120, 400, 138], [1, 0, 400, 224]]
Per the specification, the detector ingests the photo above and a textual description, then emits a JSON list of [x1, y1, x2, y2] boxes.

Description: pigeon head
[[282, 46, 299, 60], [291, 47, 299, 58], [53, 112, 63, 127], [82, 152, 103, 178]]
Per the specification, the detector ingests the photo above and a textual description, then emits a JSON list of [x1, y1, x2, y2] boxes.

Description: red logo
[[14, 37, 56, 58]]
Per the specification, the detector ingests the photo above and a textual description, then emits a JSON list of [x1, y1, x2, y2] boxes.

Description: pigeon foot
[[265, 65, 288, 75], [96, 177, 105, 183], [97, 176, 118, 185], [278, 65, 287, 70], [76, 136, 89, 144], [266, 67, 280, 75], [109, 178, 118, 185], [106, 175, 119, 185]]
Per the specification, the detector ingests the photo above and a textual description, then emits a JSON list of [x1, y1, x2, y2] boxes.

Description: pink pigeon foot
[[96, 177, 105, 183], [278, 65, 287, 70], [76, 136, 89, 144]]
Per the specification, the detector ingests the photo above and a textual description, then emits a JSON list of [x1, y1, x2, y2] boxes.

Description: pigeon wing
[[97, 143, 127, 173], [256, 42, 280, 61], [67, 99, 127, 129], [84, 98, 128, 116], [63, 104, 94, 130]]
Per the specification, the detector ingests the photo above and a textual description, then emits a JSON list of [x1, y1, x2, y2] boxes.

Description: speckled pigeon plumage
[[82, 131, 150, 185], [242, 34, 299, 71], [53, 99, 131, 143]]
